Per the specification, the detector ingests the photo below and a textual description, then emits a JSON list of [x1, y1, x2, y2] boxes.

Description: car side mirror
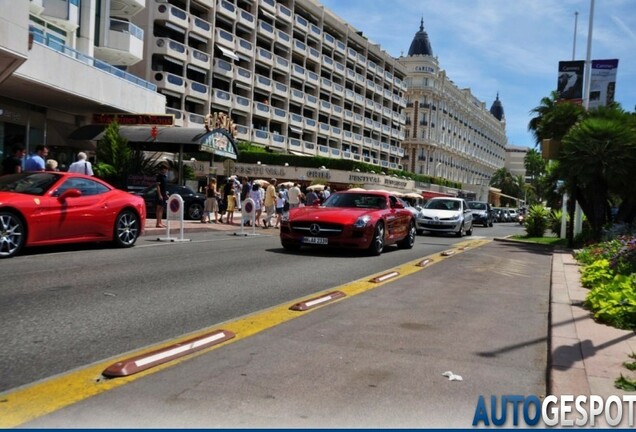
[[58, 188, 82, 200]]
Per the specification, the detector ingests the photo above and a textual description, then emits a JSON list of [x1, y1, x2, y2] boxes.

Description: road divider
[[290, 291, 346, 311]]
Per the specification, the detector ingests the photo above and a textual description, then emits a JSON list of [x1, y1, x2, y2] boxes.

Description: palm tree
[[560, 113, 636, 239], [490, 168, 522, 206], [528, 92, 586, 147]]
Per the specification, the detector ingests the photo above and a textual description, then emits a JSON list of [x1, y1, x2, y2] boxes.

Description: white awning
[[217, 45, 239, 61], [290, 150, 311, 157], [288, 126, 303, 135]]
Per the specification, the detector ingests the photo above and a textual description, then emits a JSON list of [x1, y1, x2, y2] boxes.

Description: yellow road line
[[0, 238, 490, 427]]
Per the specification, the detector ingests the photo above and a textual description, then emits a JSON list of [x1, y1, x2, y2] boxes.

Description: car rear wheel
[[113, 210, 140, 248], [281, 240, 301, 251], [398, 220, 416, 249], [0, 211, 26, 259], [368, 222, 385, 256], [187, 202, 204, 220]]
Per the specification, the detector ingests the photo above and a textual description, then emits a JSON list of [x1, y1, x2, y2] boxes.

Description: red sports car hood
[[289, 206, 376, 224]]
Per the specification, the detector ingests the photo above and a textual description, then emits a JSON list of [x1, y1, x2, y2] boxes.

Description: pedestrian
[[1, 145, 25, 175], [287, 183, 302, 209], [305, 188, 319, 206], [45, 159, 59, 171], [233, 177, 242, 211], [202, 178, 220, 223], [262, 178, 277, 228], [24, 145, 48, 171], [67, 152, 94, 176], [323, 186, 331, 199], [274, 191, 286, 228], [249, 182, 263, 227], [225, 187, 236, 224], [240, 177, 252, 225], [155, 163, 169, 228]]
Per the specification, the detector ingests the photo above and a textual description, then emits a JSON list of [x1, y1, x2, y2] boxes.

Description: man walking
[[67, 152, 94, 176], [24, 145, 48, 171], [263, 178, 277, 228]]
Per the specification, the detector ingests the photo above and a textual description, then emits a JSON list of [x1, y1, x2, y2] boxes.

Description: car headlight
[[353, 215, 371, 228], [449, 214, 460, 220]]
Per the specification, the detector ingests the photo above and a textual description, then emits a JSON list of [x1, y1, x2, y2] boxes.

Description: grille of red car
[[290, 222, 343, 237]]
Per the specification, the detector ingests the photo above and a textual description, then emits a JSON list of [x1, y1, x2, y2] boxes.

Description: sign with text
[[92, 113, 175, 126]]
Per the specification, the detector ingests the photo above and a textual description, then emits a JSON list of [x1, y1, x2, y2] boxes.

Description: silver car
[[416, 197, 473, 237]]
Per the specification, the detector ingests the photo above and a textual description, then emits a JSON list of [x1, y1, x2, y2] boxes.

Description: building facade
[[0, 0, 164, 166], [129, 0, 408, 171], [398, 20, 507, 191], [505, 144, 528, 179]]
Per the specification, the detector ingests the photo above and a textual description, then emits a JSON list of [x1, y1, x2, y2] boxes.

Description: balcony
[[291, 63, 305, 81], [235, 37, 253, 57], [288, 138, 302, 149], [274, 81, 288, 97], [306, 70, 319, 86], [286, 88, 301, 104], [323, 32, 335, 48], [303, 141, 317, 155], [294, 14, 308, 32], [331, 126, 342, 138], [186, 80, 209, 102], [272, 107, 286, 121], [94, 18, 143, 66], [308, 24, 321, 41], [210, 88, 232, 107], [257, 20, 275, 40], [166, 107, 184, 127], [347, 47, 357, 62], [187, 113, 205, 128], [190, 16, 212, 40], [259, 0, 276, 15], [318, 145, 330, 156], [321, 55, 333, 70], [255, 47, 273, 66], [335, 40, 346, 55], [304, 117, 317, 131], [289, 113, 303, 127], [215, 29, 235, 50], [271, 133, 286, 149], [152, 71, 185, 93], [42, 0, 80, 31], [292, 39, 307, 56], [305, 94, 318, 108], [275, 29, 291, 48], [188, 48, 211, 70], [233, 95, 250, 112], [274, 55, 289, 73], [234, 124, 249, 140], [253, 102, 271, 118], [217, 0, 236, 20], [154, 3, 187, 31], [153, 37, 186, 62], [237, 9, 255, 29], [319, 100, 331, 114], [277, 4, 292, 22], [353, 133, 362, 145], [308, 47, 320, 62], [332, 105, 343, 116], [344, 89, 354, 102], [233, 66, 251, 85], [255, 74, 272, 92], [252, 129, 271, 146], [318, 123, 330, 137], [213, 58, 233, 78], [333, 61, 345, 77]]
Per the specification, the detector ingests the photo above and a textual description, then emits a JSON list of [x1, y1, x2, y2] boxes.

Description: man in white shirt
[[67, 152, 94, 176], [287, 183, 302, 208]]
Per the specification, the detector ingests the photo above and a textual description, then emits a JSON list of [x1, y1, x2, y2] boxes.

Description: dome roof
[[490, 93, 505, 121], [407, 18, 433, 57]]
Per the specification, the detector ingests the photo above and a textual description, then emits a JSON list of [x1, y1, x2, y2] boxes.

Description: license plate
[[303, 236, 328, 245]]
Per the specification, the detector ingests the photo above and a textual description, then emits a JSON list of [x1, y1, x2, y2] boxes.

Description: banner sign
[[556, 61, 584, 102], [588, 59, 619, 110]]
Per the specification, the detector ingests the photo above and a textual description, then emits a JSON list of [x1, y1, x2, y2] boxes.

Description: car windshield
[[424, 199, 460, 211], [323, 193, 387, 209], [0, 172, 61, 196], [468, 202, 486, 210]]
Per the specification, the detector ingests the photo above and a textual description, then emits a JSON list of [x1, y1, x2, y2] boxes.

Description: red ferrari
[[280, 190, 416, 255], [0, 172, 146, 258]]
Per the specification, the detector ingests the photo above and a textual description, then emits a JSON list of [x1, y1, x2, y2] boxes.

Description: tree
[[560, 113, 636, 239], [528, 92, 586, 146], [490, 167, 522, 206], [524, 148, 546, 203]]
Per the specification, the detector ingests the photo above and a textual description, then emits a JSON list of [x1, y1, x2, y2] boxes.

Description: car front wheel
[[113, 210, 140, 248], [455, 223, 464, 237], [0, 211, 26, 259], [368, 222, 385, 256]]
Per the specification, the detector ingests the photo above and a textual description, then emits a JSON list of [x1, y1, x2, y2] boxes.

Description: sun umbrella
[[307, 184, 326, 191], [279, 181, 295, 188], [404, 192, 423, 199], [253, 179, 270, 186]]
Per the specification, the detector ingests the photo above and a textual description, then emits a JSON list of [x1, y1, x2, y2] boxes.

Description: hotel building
[[399, 20, 507, 191]]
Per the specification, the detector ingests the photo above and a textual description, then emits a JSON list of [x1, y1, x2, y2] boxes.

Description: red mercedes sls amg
[[0, 172, 146, 258], [280, 190, 416, 255]]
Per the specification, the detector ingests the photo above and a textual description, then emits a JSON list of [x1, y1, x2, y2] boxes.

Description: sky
[[320, 0, 636, 148]]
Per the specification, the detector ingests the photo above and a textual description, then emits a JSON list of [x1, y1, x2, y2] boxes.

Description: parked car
[[137, 184, 205, 220], [279, 190, 416, 256], [467, 201, 494, 227], [416, 197, 473, 237], [493, 207, 511, 223], [507, 209, 518, 221], [0, 172, 145, 258]]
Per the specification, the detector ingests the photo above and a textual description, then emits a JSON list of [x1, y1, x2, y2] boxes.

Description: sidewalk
[[143, 217, 278, 238], [549, 249, 636, 408]]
